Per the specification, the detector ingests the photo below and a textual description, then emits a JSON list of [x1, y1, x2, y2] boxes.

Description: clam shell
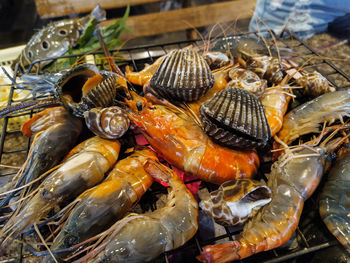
[[84, 106, 130, 139], [150, 49, 214, 102], [55, 64, 118, 117], [199, 179, 271, 226], [199, 86, 271, 149]]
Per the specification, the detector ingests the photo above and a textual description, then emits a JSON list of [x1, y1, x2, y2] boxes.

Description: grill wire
[[1, 31, 350, 263]]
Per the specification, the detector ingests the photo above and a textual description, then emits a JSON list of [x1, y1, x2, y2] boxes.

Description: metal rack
[[1, 32, 350, 263]]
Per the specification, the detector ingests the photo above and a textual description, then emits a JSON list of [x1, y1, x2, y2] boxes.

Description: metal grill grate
[[1, 32, 350, 263]]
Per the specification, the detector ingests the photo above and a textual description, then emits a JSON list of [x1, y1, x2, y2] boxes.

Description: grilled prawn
[[278, 90, 350, 144], [319, 147, 350, 251], [125, 91, 259, 184], [0, 107, 82, 208], [198, 138, 338, 263], [74, 160, 198, 263], [0, 136, 120, 245], [43, 147, 157, 263]]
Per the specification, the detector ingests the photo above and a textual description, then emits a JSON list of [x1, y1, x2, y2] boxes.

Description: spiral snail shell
[[150, 49, 214, 102], [84, 106, 130, 139], [228, 68, 267, 96]]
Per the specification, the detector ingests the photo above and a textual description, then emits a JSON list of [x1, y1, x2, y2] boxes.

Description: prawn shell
[[150, 49, 214, 102], [55, 64, 117, 117], [200, 86, 271, 149], [84, 106, 130, 139], [200, 179, 271, 226]]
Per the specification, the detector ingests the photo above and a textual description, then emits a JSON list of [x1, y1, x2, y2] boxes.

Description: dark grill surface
[[1, 32, 350, 263]]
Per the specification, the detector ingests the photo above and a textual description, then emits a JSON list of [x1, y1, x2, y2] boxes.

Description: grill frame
[[1, 31, 350, 263]]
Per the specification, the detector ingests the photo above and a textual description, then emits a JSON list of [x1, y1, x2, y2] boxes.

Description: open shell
[[200, 179, 272, 226], [150, 49, 214, 102], [84, 107, 130, 139], [55, 64, 118, 117], [199, 86, 271, 149]]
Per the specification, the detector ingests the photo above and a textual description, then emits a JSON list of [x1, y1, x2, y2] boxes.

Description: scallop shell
[[55, 64, 118, 117], [199, 179, 271, 226], [228, 68, 267, 96], [84, 106, 130, 139], [150, 49, 214, 102], [199, 86, 271, 149]]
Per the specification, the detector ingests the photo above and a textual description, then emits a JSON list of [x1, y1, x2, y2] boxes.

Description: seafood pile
[[1, 34, 350, 263]]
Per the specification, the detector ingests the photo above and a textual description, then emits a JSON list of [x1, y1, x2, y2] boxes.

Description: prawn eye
[[58, 29, 68, 36], [41, 189, 52, 200], [28, 51, 34, 58], [41, 40, 50, 50], [64, 235, 78, 247], [136, 102, 143, 111]]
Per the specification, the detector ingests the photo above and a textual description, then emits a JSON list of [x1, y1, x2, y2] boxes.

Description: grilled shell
[[200, 86, 271, 149], [228, 68, 267, 96], [150, 49, 214, 102], [84, 106, 130, 139], [200, 179, 271, 226], [55, 64, 118, 117]]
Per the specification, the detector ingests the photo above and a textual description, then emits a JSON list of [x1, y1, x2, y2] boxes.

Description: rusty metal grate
[[0, 32, 350, 263]]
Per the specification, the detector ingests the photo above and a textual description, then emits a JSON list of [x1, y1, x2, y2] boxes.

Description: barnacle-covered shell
[[150, 49, 214, 102], [246, 55, 284, 84], [84, 106, 130, 139], [55, 64, 118, 117], [296, 71, 336, 98], [200, 179, 271, 226], [199, 86, 271, 149], [203, 51, 230, 70], [228, 68, 267, 96]]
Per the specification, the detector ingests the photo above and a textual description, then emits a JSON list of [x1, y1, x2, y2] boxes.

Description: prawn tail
[[197, 241, 242, 263]]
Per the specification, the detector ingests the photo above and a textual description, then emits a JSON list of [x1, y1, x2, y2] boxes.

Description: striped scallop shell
[[56, 64, 118, 117], [150, 49, 214, 102], [199, 86, 271, 149], [84, 106, 130, 139], [200, 179, 271, 226]]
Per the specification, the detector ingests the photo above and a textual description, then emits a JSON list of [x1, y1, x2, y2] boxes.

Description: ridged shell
[[84, 107, 130, 139], [199, 179, 271, 226], [199, 86, 271, 149], [228, 68, 267, 96], [55, 64, 118, 117], [150, 49, 214, 102]]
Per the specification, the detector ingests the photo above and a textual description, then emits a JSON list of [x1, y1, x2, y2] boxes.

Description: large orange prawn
[[42, 147, 158, 263], [0, 136, 120, 245], [197, 135, 341, 263], [125, 91, 259, 185]]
